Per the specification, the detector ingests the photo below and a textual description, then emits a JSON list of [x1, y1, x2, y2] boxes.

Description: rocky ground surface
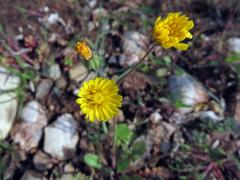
[[0, 0, 240, 179]]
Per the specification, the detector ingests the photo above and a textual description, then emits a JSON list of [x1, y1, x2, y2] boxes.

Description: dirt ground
[[0, 0, 240, 179]]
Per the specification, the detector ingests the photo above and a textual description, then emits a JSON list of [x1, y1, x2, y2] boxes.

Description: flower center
[[93, 92, 104, 104]]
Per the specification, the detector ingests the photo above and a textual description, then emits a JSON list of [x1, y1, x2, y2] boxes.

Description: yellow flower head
[[76, 77, 122, 122], [152, 12, 194, 50], [75, 41, 92, 60]]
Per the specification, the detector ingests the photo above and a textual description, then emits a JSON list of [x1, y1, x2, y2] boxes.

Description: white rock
[[228, 37, 240, 53], [49, 64, 61, 80], [47, 13, 60, 25], [44, 114, 79, 159], [87, 0, 97, 8], [120, 31, 148, 66], [87, 21, 95, 31], [0, 67, 20, 90], [69, 63, 88, 82], [0, 93, 18, 139], [12, 101, 47, 150], [92, 8, 108, 20], [108, 56, 117, 64], [168, 73, 209, 114], [29, 81, 35, 92], [150, 111, 163, 124], [36, 79, 53, 99], [20, 101, 45, 123], [43, 13, 66, 28], [198, 111, 224, 122], [212, 139, 220, 148], [0, 67, 19, 139], [43, 6, 49, 12]]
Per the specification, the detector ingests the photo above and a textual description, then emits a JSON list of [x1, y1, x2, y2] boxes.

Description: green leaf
[[131, 141, 146, 160], [0, 159, 6, 176], [174, 100, 191, 109], [140, 64, 149, 72], [174, 68, 185, 76], [84, 153, 102, 169], [163, 56, 172, 66], [89, 53, 103, 70], [209, 147, 226, 161], [196, 173, 205, 180], [120, 175, 142, 180], [117, 153, 130, 173], [225, 52, 240, 63], [115, 124, 133, 146], [64, 58, 73, 67], [69, 172, 90, 180], [156, 68, 168, 78], [180, 144, 191, 151], [0, 141, 10, 150]]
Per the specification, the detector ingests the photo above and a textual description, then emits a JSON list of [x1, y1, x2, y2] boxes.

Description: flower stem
[[112, 119, 116, 170], [112, 43, 155, 171], [116, 43, 155, 85], [102, 121, 108, 133]]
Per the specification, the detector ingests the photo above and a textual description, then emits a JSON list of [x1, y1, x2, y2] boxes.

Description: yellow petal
[[89, 109, 95, 122], [152, 12, 194, 50], [186, 21, 194, 30], [174, 43, 189, 50], [75, 77, 122, 122], [186, 32, 193, 39]]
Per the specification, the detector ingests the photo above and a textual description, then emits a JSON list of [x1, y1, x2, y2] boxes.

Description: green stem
[[116, 43, 155, 85], [91, 53, 104, 77], [102, 122, 108, 133], [112, 43, 155, 170], [112, 119, 116, 170]]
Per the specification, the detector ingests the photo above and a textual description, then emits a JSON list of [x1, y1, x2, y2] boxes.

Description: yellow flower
[[75, 41, 92, 60], [152, 12, 194, 50], [76, 77, 122, 122]]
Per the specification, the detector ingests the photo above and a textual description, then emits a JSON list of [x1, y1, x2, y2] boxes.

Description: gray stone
[[0, 67, 20, 139], [0, 93, 18, 139], [56, 77, 67, 89], [87, 0, 97, 8], [44, 114, 79, 159], [150, 111, 163, 124], [108, 56, 117, 64], [33, 151, 53, 171], [20, 100, 46, 123], [49, 64, 61, 80], [69, 63, 88, 82], [120, 31, 148, 66], [36, 79, 53, 99], [168, 73, 209, 114], [0, 67, 20, 90], [92, 8, 108, 20], [12, 101, 47, 150], [228, 37, 240, 53]]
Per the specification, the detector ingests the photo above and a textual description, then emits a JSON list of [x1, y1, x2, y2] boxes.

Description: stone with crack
[[44, 113, 79, 159], [0, 67, 20, 139]]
